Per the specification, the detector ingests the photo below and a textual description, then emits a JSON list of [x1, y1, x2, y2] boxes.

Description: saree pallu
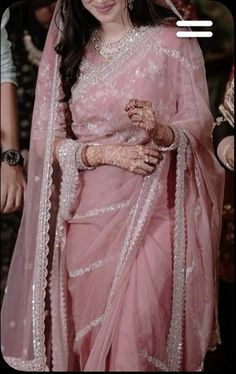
[[1, 4, 224, 371]]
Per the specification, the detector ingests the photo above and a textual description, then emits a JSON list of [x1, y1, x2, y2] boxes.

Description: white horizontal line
[[176, 20, 213, 27], [176, 31, 213, 38]]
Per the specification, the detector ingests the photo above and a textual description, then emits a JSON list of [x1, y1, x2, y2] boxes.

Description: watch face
[[2, 149, 21, 165]]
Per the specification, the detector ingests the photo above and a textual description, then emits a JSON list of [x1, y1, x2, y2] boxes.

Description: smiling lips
[[93, 3, 115, 14]]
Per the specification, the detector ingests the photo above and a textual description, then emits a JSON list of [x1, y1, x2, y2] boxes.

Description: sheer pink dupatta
[[1, 1, 68, 370], [164, 36, 225, 369]]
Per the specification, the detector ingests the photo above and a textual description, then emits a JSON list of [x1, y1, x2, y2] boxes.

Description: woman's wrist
[[152, 124, 179, 151], [56, 141, 105, 170], [154, 125, 174, 147], [56, 140, 95, 170], [85, 144, 104, 167]]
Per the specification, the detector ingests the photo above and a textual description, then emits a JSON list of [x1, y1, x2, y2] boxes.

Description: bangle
[[75, 144, 94, 171], [81, 145, 91, 167], [155, 125, 179, 152]]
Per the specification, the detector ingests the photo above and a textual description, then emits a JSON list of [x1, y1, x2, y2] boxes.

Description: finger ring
[[145, 156, 150, 163]]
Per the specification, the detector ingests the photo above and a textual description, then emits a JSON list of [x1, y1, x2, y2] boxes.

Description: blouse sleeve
[[1, 8, 17, 85]]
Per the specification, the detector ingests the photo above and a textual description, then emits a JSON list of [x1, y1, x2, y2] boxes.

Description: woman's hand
[[125, 99, 174, 147], [125, 99, 157, 136], [86, 143, 163, 176]]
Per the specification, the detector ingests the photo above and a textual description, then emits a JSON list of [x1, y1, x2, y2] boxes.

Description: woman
[[1, 0, 224, 371]]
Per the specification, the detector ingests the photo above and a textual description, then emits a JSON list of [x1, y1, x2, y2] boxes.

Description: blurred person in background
[[210, 71, 234, 371], [1, 7, 26, 215], [1, 1, 56, 301], [172, 0, 198, 19], [193, 0, 234, 117], [212, 75, 234, 172], [191, 0, 234, 370], [1, 7, 26, 302], [6, 0, 56, 155]]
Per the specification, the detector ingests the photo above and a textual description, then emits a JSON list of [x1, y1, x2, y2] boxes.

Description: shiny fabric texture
[[1, 1, 224, 371]]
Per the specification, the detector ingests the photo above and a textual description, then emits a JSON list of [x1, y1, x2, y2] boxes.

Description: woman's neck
[[100, 15, 133, 42]]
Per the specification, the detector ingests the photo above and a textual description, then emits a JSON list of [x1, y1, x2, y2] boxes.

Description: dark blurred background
[[0, 0, 234, 371]]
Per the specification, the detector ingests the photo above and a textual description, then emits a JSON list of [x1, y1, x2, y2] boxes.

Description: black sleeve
[[212, 119, 234, 170]]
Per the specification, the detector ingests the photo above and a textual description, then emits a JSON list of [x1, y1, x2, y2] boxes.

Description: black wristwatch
[[1, 149, 24, 167]]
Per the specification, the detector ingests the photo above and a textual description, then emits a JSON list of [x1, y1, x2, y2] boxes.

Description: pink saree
[[1, 2, 225, 371]]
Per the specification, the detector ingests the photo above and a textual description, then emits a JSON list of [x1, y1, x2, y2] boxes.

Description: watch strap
[[1, 149, 24, 167]]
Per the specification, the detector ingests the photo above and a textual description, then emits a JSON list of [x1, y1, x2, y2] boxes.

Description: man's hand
[[1, 164, 26, 213]]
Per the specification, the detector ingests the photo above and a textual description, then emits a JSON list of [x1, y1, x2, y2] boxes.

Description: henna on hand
[[125, 99, 174, 147], [85, 143, 163, 176]]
